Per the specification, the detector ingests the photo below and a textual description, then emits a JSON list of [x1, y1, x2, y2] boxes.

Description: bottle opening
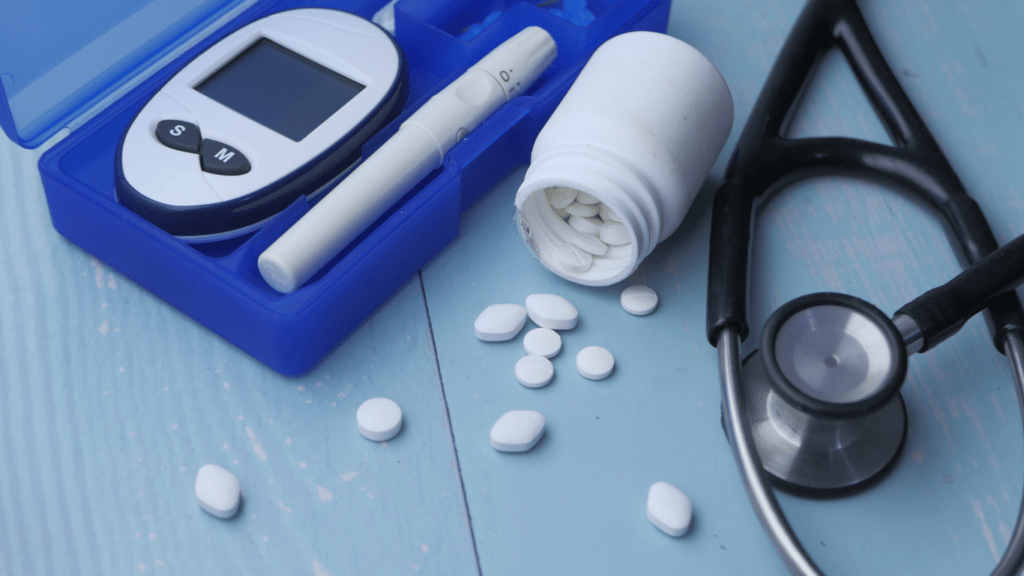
[[515, 185, 638, 285]]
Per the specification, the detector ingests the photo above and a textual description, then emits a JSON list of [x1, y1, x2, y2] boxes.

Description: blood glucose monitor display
[[115, 9, 405, 242], [194, 38, 365, 143]]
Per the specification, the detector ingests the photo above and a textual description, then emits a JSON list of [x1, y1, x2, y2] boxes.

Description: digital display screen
[[195, 38, 365, 142]]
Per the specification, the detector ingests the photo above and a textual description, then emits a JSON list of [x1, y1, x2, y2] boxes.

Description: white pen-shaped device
[[258, 26, 557, 293]]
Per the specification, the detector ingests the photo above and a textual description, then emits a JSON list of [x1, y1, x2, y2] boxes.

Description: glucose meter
[[115, 8, 405, 242]]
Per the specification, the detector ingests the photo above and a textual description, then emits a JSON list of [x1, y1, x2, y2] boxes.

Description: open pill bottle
[[514, 32, 733, 285]]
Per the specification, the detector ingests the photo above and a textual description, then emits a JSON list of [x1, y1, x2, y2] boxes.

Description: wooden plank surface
[[3, 0, 1024, 574]]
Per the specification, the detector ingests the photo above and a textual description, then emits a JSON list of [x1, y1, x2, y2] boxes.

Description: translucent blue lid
[[0, 0, 257, 148]]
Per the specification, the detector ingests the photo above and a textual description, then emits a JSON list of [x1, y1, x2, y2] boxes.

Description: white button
[[454, 73, 501, 106]]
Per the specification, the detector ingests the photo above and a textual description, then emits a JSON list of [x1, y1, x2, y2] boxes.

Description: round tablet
[[356, 397, 403, 441], [195, 464, 241, 519], [576, 346, 614, 380], [647, 481, 693, 537], [525, 294, 578, 330], [474, 303, 527, 341], [490, 410, 546, 452], [621, 285, 658, 315], [523, 328, 562, 358], [515, 355, 555, 388]]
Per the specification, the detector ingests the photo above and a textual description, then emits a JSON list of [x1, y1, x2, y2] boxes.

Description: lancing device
[[259, 26, 557, 293]]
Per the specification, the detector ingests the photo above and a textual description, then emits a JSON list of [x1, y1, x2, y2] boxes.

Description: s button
[[155, 120, 201, 154]]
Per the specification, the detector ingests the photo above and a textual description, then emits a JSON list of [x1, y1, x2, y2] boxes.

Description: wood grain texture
[[3, 0, 1024, 575], [0, 137, 478, 574]]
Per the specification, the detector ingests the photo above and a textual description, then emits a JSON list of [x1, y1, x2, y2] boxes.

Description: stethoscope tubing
[[705, 0, 1024, 352], [718, 326, 1024, 576], [706, 0, 1024, 573], [717, 326, 825, 576]]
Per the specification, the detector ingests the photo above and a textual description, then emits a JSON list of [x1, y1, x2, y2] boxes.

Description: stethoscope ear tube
[[897, 233, 1024, 353], [704, 0, 1024, 352]]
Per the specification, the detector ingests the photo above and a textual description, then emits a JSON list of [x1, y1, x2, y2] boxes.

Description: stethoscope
[[705, 0, 1024, 574]]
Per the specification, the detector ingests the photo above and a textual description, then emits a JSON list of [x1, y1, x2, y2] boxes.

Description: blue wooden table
[[3, 1, 1024, 574]]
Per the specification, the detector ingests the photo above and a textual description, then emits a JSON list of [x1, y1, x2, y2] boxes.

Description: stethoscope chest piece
[[742, 293, 908, 494]]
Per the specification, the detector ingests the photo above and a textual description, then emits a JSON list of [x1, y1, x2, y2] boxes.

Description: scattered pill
[[195, 464, 241, 519], [576, 191, 601, 205], [564, 202, 600, 218], [523, 327, 562, 358], [554, 244, 594, 273], [621, 285, 658, 315], [475, 303, 527, 341], [515, 355, 555, 388], [490, 410, 546, 452], [647, 481, 693, 537], [599, 222, 631, 246], [356, 397, 403, 441], [576, 346, 614, 379], [525, 294, 579, 330], [546, 187, 578, 209]]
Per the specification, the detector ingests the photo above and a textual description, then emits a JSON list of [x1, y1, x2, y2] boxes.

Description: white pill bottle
[[514, 32, 733, 285]]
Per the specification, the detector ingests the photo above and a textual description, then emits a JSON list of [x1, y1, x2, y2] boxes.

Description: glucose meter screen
[[196, 38, 365, 142]]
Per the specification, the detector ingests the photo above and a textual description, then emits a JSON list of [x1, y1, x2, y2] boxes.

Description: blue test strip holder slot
[[1, 0, 670, 375]]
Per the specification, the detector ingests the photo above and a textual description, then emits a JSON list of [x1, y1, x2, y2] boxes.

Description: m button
[[200, 139, 250, 176]]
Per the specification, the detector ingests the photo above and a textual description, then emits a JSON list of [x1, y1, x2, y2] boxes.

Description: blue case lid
[[0, 0, 258, 148]]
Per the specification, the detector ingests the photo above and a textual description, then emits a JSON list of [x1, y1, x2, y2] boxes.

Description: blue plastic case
[[1, 0, 670, 375]]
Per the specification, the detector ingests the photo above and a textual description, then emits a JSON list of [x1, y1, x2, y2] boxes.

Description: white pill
[[474, 303, 527, 341], [546, 187, 578, 209], [195, 464, 241, 519], [569, 230, 609, 256], [576, 191, 601, 205], [576, 346, 614, 379], [599, 222, 631, 246], [515, 355, 554, 388], [568, 215, 602, 236], [604, 243, 633, 260], [554, 206, 570, 221], [356, 397, 403, 441], [564, 202, 600, 218], [621, 285, 658, 315], [647, 481, 693, 537], [523, 327, 562, 358], [553, 244, 594, 273], [525, 294, 579, 330], [599, 203, 621, 222], [490, 410, 546, 452]]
